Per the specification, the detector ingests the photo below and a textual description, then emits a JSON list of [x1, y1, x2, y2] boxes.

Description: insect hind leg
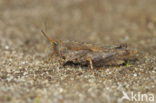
[[87, 57, 94, 69]]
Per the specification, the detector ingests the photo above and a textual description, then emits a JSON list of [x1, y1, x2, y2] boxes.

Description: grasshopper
[[41, 30, 137, 69]]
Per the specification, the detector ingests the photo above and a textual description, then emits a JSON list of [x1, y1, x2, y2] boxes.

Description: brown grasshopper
[[41, 30, 137, 69]]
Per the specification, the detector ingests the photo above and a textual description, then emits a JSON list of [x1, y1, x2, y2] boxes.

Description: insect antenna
[[41, 30, 60, 56], [41, 30, 56, 44]]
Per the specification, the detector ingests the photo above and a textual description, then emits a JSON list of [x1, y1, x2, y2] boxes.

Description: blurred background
[[0, 0, 156, 54]]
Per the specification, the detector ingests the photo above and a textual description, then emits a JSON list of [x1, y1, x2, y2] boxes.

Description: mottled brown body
[[41, 31, 137, 68]]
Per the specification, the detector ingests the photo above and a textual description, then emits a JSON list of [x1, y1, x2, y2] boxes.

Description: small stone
[[133, 73, 137, 77], [5, 45, 9, 49]]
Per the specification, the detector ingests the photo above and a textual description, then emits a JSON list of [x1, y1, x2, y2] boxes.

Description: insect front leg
[[48, 52, 57, 62], [48, 41, 61, 62]]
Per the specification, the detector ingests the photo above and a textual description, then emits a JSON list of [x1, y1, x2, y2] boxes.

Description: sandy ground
[[0, 0, 156, 103]]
